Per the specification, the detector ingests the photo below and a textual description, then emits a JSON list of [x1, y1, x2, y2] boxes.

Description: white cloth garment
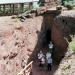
[[41, 57, 45, 64], [48, 42, 53, 49], [46, 52, 51, 60], [38, 52, 43, 60]]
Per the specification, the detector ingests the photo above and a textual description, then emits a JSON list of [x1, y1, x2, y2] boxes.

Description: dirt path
[[32, 61, 58, 75]]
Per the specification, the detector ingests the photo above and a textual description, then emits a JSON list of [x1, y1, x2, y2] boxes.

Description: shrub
[[66, 5, 73, 10]]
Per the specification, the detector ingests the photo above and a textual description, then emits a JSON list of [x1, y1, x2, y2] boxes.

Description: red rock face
[[45, 15, 68, 50], [51, 24, 68, 62], [52, 24, 68, 50], [44, 15, 68, 63]]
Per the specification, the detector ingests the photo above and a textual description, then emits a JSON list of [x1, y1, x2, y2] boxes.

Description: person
[[41, 55, 45, 67], [48, 42, 53, 53], [38, 51, 44, 67], [47, 57, 52, 71], [48, 42, 53, 49], [46, 52, 52, 71]]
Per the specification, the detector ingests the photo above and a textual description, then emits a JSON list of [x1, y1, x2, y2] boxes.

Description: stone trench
[[31, 10, 75, 75], [30, 10, 69, 64], [0, 10, 75, 75], [30, 10, 70, 75]]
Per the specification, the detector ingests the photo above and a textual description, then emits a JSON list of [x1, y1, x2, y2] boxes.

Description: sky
[[0, 0, 39, 4]]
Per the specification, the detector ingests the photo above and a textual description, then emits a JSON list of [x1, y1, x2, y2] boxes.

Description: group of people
[[38, 42, 53, 71]]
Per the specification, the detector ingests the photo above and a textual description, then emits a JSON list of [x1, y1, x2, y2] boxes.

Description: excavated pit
[[28, 11, 68, 64], [1, 10, 74, 75]]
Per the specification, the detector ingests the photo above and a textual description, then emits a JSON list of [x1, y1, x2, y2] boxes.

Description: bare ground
[[0, 15, 75, 75], [0, 16, 43, 75]]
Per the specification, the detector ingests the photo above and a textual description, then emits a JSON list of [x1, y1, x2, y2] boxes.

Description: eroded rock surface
[[0, 16, 43, 75]]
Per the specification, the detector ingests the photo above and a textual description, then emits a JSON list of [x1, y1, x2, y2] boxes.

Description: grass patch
[[69, 39, 75, 52], [62, 65, 71, 70]]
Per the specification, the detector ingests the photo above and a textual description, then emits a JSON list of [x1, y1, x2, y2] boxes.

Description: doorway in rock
[[46, 29, 51, 45], [42, 29, 52, 52]]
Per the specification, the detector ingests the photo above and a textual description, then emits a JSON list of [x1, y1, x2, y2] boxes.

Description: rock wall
[[0, 10, 75, 75], [44, 11, 68, 63], [51, 10, 75, 63], [52, 22, 68, 63], [0, 16, 44, 75]]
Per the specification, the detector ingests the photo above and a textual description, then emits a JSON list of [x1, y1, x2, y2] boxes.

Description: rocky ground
[[32, 49, 75, 75], [0, 16, 43, 75], [54, 49, 75, 75], [0, 15, 75, 75]]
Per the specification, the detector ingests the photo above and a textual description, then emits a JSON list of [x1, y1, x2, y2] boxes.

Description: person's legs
[[50, 64, 52, 71], [47, 64, 52, 71], [47, 63, 49, 71], [38, 60, 41, 67]]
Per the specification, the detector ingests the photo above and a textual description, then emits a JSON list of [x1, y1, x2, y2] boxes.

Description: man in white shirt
[[46, 52, 52, 71], [48, 42, 53, 53], [49, 42, 53, 49]]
